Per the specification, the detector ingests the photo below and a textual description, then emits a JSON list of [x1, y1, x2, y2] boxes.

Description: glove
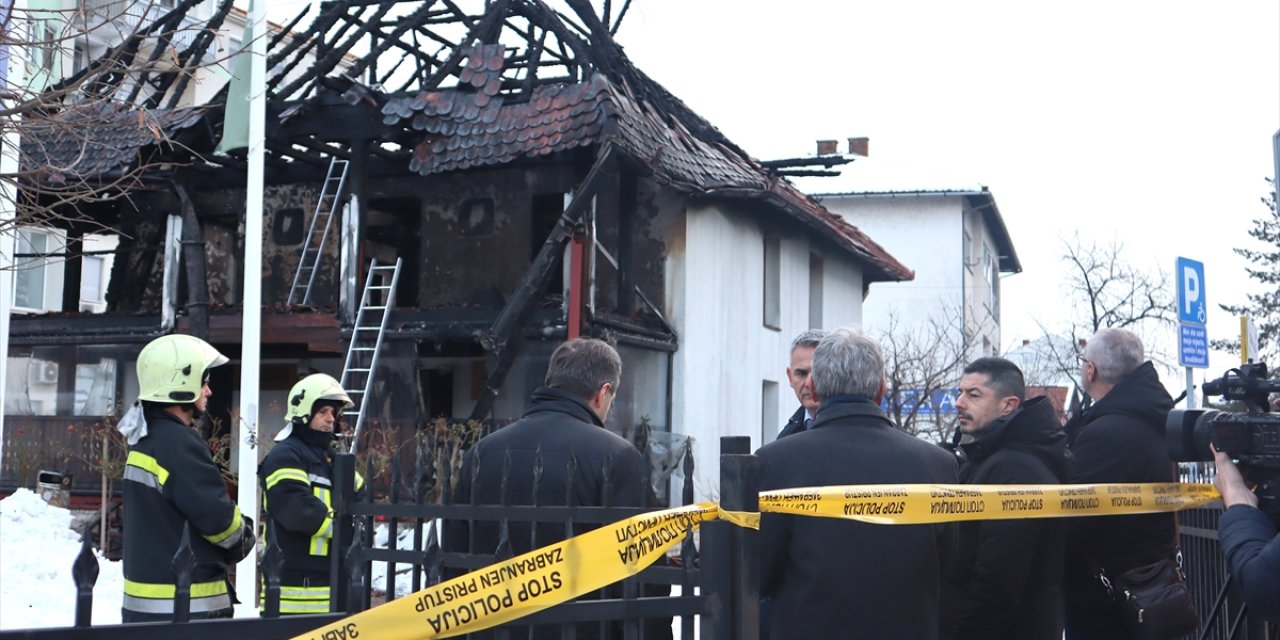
[[227, 515, 257, 563]]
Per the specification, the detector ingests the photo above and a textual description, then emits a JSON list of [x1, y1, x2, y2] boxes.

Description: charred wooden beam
[[341, 0, 448, 83], [469, 143, 617, 421], [775, 170, 844, 177], [759, 155, 855, 169], [267, 4, 353, 95], [157, 0, 237, 109], [419, 0, 510, 90], [276, 1, 400, 101]]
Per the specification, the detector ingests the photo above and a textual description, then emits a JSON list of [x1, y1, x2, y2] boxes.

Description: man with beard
[[941, 357, 1069, 640], [258, 373, 364, 615], [118, 334, 255, 621]]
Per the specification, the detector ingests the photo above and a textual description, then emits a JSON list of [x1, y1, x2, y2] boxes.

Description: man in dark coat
[[777, 329, 827, 440], [758, 326, 959, 640], [446, 338, 669, 639], [941, 357, 1070, 640], [1064, 328, 1178, 639]]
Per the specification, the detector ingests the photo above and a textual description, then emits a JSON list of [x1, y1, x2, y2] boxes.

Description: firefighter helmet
[[276, 373, 353, 441], [136, 334, 229, 403]]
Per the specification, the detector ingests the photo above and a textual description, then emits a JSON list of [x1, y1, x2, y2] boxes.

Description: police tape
[[759, 482, 1222, 525], [291, 502, 719, 640], [294, 482, 1221, 639]]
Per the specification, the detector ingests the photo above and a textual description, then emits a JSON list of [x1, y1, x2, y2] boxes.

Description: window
[[808, 253, 823, 329], [13, 230, 49, 310], [761, 379, 779, 446], [80, 256, 105, 309], [763, 236, 780, 329], [74, 359, 117, 415]]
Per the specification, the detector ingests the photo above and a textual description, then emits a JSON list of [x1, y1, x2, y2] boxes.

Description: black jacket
[[445, 387, 668, 639], [941, 396, 1070, 640], [758, 396, 959, 640], [777, 406, 808, 439], [1063, 361, 1177, 630], [122, 409, 251, 620], [1218, 505, 1280, 621]]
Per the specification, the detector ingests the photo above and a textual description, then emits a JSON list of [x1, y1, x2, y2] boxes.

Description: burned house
[[4, 0, 911, 500]]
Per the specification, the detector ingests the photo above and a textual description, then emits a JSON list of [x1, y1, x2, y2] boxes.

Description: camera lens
[[1166, 409, 1217, 462]]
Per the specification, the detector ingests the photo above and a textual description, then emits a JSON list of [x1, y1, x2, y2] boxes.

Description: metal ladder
[[287, 157, 350, 306], [341, 257, 401, 453]]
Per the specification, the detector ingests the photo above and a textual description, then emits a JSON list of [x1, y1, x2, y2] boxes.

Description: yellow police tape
[[293, 482, 1220, 640], [292, 502, 719, 640], [759, 482, 1221, 525]]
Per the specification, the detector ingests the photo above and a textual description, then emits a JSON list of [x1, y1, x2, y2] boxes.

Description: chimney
[[816, 139, 838, 156], [1022, 339, 1031, 347], [848, 137, 869, 157]]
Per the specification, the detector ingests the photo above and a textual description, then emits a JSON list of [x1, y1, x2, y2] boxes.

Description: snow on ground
[[0, 489, 124, 630]]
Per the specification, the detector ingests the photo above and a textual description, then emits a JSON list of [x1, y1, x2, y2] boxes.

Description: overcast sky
[[610, 1, 1280, 383]]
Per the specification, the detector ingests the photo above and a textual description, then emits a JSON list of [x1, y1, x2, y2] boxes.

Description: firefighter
[[258, 373, 364, 614], [118, 334, 255, 622]]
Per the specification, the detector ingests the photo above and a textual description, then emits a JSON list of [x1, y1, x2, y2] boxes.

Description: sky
[[245, 0, 1280, 386]]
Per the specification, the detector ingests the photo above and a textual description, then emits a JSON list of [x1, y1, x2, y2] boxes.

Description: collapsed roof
[[36, 0, 912, 282]]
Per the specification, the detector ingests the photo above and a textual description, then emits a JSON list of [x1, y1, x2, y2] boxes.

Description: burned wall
[[366, 163, 578, 309]]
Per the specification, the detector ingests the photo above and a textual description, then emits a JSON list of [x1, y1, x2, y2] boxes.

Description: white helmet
[[136, 334, 228, 403], [275, 373, 353, 442]]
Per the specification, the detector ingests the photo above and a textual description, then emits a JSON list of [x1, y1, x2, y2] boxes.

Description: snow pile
[[0, 489, 124, 629], [370, 519, 440, 599]]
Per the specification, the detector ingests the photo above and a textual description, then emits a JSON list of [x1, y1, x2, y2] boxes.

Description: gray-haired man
[[778, 329, 827, 440], [758, 326, 958, 638]]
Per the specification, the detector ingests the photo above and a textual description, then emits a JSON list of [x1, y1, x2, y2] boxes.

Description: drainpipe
[[172, 182, 209, 339]]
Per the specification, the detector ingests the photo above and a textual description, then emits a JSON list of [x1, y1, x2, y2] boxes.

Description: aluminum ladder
[[341, 257, 401, 453], [287, 157, 349, 306]]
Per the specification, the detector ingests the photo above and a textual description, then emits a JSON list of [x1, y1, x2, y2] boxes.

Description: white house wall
[[668, 201, 864, 501]]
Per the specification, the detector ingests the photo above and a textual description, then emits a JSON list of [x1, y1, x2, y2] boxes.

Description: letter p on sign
[[1176, 257, 1206, 325]]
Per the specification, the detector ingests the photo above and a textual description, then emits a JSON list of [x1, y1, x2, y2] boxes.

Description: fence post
[[721, 436, 759, 640], [331, 452, 355, 613], [73, 524, 100, 627], [701, 436, 756, 640]]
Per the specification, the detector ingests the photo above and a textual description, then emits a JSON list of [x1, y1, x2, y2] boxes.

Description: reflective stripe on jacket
[[121, 410, 245, 619]]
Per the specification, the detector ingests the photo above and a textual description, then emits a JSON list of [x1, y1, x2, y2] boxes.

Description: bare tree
[[1029, 234, 1177, 408], [876, 309, 979, 444], [1, 0, 240, 247]]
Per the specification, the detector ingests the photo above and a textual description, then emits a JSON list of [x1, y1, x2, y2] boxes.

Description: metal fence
[[4, 438, 1276, 640]]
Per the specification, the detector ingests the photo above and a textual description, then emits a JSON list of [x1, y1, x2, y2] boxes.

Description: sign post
[[1175, 257, 1208, 408]]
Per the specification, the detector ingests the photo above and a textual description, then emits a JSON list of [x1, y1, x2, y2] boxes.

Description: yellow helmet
[[276, 373, 353, 441], [136, 334, 229, 403]]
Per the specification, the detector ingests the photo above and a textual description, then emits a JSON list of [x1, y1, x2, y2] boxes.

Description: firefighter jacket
[[259, 432, 364, 614], [121, 409, 251, 620]]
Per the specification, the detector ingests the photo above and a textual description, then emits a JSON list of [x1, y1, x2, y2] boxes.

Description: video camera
[[1167, 362, 1280, 514]]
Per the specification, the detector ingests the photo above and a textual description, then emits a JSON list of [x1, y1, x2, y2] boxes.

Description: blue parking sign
[[1176, 257, 1206, 325]]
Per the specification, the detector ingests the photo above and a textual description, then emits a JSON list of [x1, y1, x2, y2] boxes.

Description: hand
[[228, 515, 258, 563], [1211, 446, 1259, 509]]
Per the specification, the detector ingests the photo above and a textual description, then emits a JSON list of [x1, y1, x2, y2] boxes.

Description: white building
[[791, 139, 1022, 361]]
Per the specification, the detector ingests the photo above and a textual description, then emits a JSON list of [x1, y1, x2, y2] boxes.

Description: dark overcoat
[[941, 395, 1070, 640], [758, 396, 959, 640]]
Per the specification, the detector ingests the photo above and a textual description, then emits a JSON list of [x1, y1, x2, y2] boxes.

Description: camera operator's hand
[[1211, 446, 1259, 509]]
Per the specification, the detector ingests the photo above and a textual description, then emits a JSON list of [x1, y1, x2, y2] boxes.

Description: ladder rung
[[347, 368, 371, 373], [367, 285, 391, 290], [347, 389, 365, 395], [352, 347, 375, 352], [363, 306, 387, 310], [354, 326, 380, 331]]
